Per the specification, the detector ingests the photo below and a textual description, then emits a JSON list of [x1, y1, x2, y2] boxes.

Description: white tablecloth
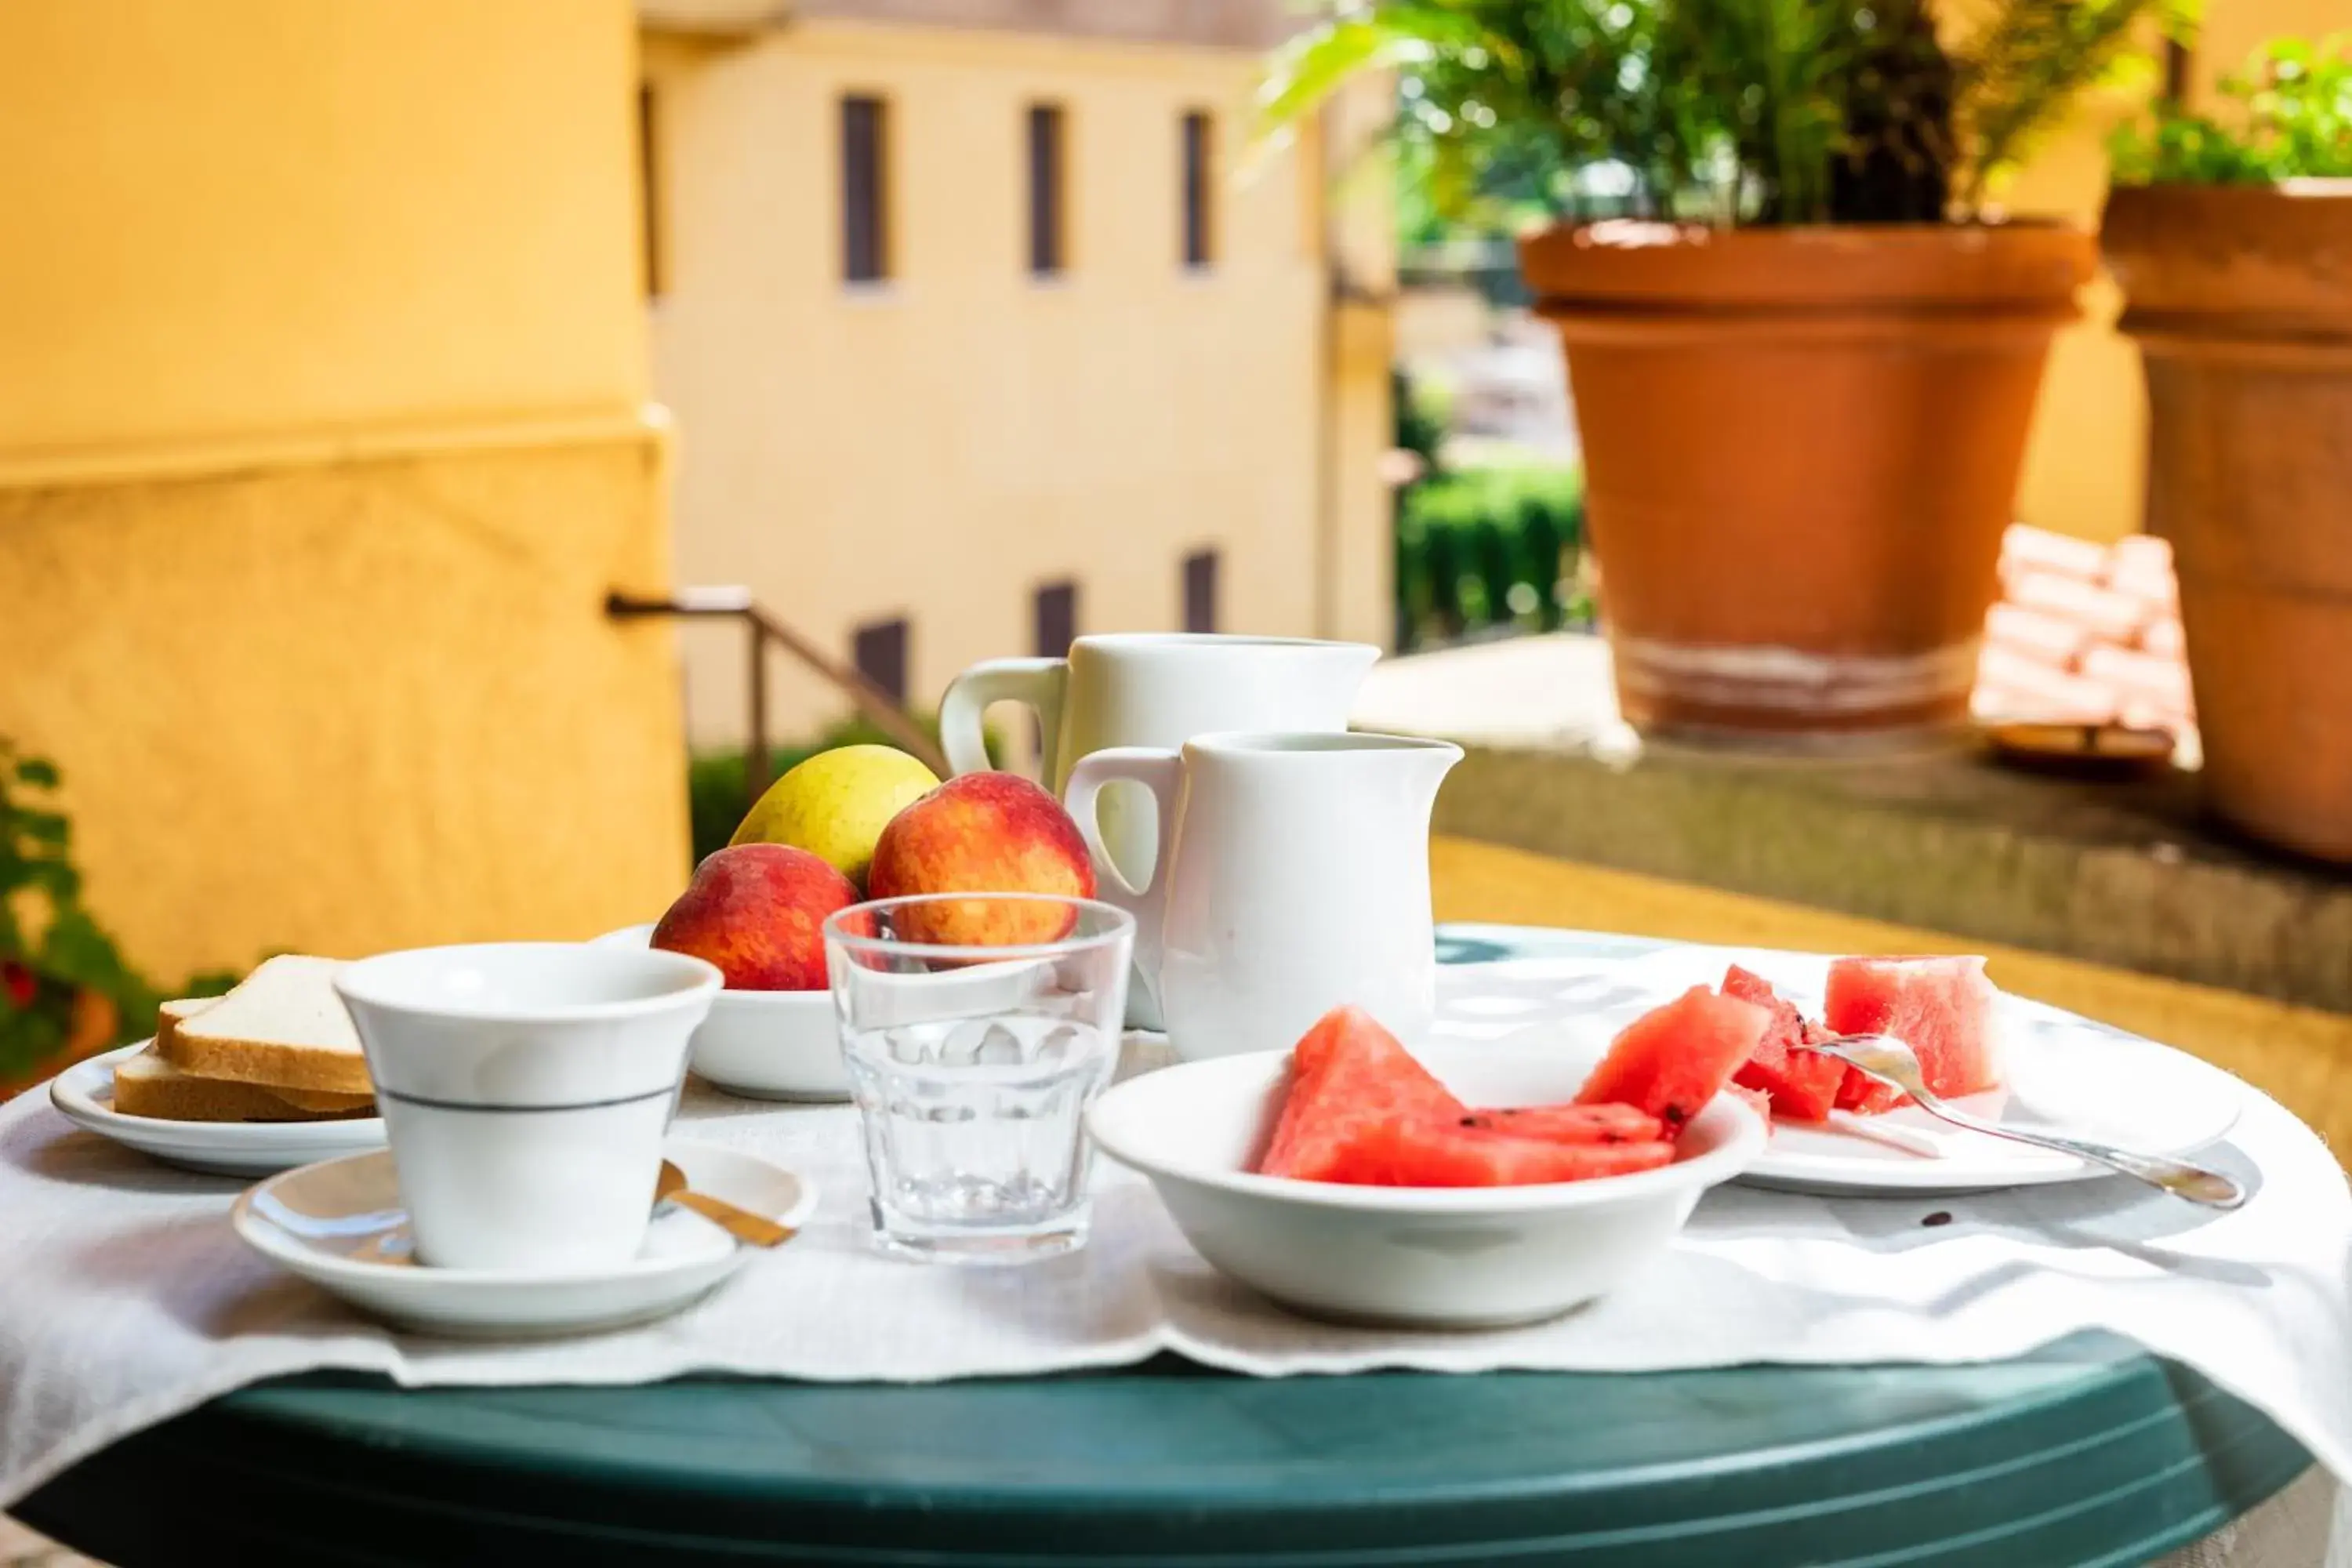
[[2, 931, 2346, 1565]]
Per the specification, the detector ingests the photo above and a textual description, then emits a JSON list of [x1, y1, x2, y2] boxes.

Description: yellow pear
[[731, 745, 942, 888]]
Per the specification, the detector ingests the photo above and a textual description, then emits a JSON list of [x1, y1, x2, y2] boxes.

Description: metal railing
[[606, 587, 949, 809]]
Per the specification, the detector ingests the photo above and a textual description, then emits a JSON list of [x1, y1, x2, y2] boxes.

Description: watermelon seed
[[1922, 1210, 1954, 1228]]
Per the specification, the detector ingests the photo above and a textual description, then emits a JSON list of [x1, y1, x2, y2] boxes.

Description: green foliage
[[1392, 367, 1450, 474], [1261, 0, 2194, 227], [0, 742, 267, 1084], [688, 713, 970, 866], [0, 742, 154, 1079], [1396, 463, 1588, 648], [1836, 0, 1956, 220], [2111, 34, 2352, 183], [1953, 0, 2190, 205]]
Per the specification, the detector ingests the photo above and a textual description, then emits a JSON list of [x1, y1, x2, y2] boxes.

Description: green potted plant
[[1265, 0, 2178, 739], [2102, 35, 2352, 862]]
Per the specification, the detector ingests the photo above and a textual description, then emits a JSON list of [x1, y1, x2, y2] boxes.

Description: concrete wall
[[644, 14, 1394, 740], [0, 0, 691, 984]]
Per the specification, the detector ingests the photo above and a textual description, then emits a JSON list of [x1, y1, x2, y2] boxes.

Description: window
[[1181, 550, 1219, 634], [637, 85, 663, 299], [1180, 110, 1214, 269], [853, 617, 909, 704], [1026, 103, 1066, 278], [1033, 581, 1077, 659], [841, 95, 890, 284]]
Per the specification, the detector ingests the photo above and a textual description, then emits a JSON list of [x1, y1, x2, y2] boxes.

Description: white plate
[[232, 1138, 815, 1338], [49, 1043, 387, 1177], [1588, 945, 2243, 1198], [1088, 1040, 1766, 1328]]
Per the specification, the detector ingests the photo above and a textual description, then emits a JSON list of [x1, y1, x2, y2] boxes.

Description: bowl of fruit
[[627, 747, 1100, 1101], [1087, 997, 1769, 1327]]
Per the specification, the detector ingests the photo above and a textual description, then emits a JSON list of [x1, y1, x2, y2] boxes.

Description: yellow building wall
[[645, 18, 1393, 741], [2006, 0, 2347, 543], [0, 0, 648, 463], [0, 0, 691, 985]]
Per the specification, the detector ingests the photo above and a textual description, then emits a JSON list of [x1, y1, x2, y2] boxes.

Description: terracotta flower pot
[[2103, 183, 2352, 863], [1520, 221, 2092, 739]]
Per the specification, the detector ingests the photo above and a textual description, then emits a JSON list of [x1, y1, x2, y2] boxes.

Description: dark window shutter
[[1181, 550, 1219, 634], [1181, 111, 1214, 268], [853, 617, 909, 705], [1027, 104, 1065, 277], [842, 96, 888, 283], [1033, 581, 1077, 659]]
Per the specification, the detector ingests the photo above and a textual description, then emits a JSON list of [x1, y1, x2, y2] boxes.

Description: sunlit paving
[[5, 1, 2350, 1563]]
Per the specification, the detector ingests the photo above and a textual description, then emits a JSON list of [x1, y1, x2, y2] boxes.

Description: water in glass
[[826, 895, 1133, 1265]]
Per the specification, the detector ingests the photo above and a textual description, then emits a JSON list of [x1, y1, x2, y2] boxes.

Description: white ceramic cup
[[1065, 731, 1461, 1062], [938, 633, 1378, 1028], [334, 942, 721, 1273]]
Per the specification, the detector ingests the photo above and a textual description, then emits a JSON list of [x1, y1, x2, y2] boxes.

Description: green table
[[18, 1341, 2307, 1565], [16, 928, 2313, 1565]]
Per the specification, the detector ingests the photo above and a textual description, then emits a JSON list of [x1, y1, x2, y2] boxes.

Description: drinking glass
[[823, 895, 1133, 1264]]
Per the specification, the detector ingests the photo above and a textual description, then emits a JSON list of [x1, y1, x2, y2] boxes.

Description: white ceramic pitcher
[[1064, 731, 1462, 1061], [939, 633, 1378, 1029]]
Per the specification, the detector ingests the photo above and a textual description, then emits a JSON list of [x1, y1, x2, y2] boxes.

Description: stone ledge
[[1431, 737, 2352, 1014]]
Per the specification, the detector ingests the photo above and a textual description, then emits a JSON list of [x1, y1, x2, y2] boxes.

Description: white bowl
[[595, 924, 845, 1102], [1086, 1040, 1766, 1327], [334, 941, 720, 1272]]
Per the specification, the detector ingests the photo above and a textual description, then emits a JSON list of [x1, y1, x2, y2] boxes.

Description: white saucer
[[50, 1043, 387, 1177], [233, 1138, 815, 1338], [1579, 945, 2243, 1198]]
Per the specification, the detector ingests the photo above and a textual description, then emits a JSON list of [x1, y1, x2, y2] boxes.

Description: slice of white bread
[[113, 1047, 373, 1123], [154, 995, 371, 1113], [154, 996, 215, 1052], [154, 956, 372, 1097]]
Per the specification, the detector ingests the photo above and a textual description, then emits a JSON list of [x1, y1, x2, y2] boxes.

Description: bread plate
[[49, 1042, 386, 1178]]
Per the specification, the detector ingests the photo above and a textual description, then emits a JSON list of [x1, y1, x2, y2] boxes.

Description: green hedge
[[1396, 464, 1589, 650]]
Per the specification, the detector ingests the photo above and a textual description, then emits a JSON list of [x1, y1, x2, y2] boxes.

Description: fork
[[1808, 1034, 2249, 1210]]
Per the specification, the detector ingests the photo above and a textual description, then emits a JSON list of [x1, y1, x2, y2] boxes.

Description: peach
[[652, 843, 859, 990], [867, 771, 1095, 946]]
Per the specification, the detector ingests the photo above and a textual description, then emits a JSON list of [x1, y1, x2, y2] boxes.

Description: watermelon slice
[[1256, 1006, 1465, 1181], [1324, 1121, 1676, 1188], [1823, 956, 2002, 1102], [1457, 1102, 1667, 1145], [1835, 1063, 1908, 1115], [1574, 985, 1773, 1131], [1720, 965, 1845, 1122]]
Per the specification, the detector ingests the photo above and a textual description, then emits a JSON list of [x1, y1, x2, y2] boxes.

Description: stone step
[[1363, 635, 2352, 1014]]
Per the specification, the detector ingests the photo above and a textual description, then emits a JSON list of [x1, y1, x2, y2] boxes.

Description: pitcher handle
[[1064, 747, 1181, 997], [938, 658, 1069, 782]]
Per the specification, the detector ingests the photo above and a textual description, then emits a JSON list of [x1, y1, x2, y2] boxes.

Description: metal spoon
[[1807, 1034, 2249, 1210], [655, 1161, 797, 1247]]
